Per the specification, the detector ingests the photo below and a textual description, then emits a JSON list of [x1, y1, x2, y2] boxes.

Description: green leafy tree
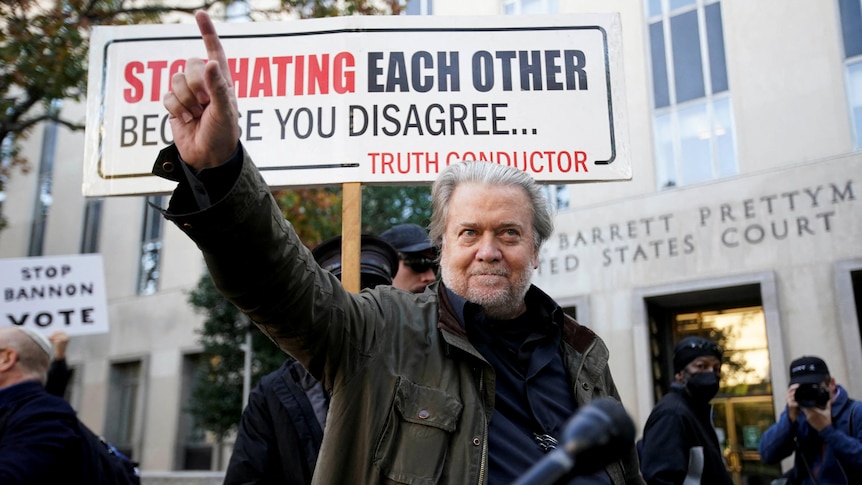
[[362, 185, 432, 234], [186, 186, 342, 454], [283, 0, 405, 18], [0, 0, 203, 230], [274, 187, 344, 247], [187, 274, 285, 444], [0, 0, 404, 231]]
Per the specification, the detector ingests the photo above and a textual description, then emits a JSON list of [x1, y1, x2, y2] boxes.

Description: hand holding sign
[[163, 11, 240, 171]]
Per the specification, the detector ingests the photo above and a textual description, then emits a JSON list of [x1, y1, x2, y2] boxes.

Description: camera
[[794, 383, 830, 408]]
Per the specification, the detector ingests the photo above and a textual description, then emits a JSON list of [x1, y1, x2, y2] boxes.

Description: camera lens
[[794, 384, 830, 408]]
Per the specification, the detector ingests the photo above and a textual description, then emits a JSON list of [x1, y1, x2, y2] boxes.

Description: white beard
[[440, 259, 533, 320]]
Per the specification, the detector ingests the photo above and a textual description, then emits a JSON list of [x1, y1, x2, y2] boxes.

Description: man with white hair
[[0, 326, 90, 483], [153, 12, 644, 484]]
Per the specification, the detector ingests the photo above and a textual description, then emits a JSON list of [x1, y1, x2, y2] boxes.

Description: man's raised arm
[[163, 11, 240, 171]]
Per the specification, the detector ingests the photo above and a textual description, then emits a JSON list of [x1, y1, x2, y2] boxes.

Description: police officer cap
[[380, 223, 434, 254]]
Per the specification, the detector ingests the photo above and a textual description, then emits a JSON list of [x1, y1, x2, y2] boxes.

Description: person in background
[[224, 234, 399, 485], [155, 12, 643, 484], [46, 331, 73, 398], [639, 336, 733, 485], [0, 326, 91, 483], [380, 223, 438, 293], [759, 356, 862, 485]]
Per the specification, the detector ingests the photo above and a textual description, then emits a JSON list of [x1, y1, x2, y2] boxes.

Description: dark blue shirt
[[448, 288, 612, 485]]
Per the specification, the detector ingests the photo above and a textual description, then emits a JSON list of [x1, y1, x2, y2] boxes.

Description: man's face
[[392, 250, 438, 293], [439, 182, 539, 320]]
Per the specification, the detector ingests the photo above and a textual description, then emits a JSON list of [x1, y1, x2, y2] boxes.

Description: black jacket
[[224, 358, 329, 485], [0, 381, 90, 483], [46, 358, 72, 398], [639, 384, 733, 485]]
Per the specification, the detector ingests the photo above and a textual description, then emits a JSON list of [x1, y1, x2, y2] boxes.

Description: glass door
[[713, 396, 781, 484]]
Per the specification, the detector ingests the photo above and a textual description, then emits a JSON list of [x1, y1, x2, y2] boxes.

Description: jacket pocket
[[374, 376, 463, 485]]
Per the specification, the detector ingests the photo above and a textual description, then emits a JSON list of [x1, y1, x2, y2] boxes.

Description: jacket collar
[[435, 281, 598, 354], [0, 380, 43, 407]]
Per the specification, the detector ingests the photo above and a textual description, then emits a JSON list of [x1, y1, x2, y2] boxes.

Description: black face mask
[[685, 371, 720, 403]]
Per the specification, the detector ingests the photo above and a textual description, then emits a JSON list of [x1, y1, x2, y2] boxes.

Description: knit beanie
[[673, 336, 721, 373]]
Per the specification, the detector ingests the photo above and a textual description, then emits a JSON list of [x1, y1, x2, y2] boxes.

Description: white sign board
[[0, 254, 110, 336], [83, 13, 630, 196]]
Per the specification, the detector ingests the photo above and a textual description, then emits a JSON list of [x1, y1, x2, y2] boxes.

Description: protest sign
[[83, 13, 630, 196], [1, 254, 110, 336]]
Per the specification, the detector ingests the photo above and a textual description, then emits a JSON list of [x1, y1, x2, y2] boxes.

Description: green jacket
[[154, 145, 644, 485]]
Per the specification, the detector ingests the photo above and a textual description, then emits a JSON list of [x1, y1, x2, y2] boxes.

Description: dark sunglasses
[[402, 256, 438, 274]]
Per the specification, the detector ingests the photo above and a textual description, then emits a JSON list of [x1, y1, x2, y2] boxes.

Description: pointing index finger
[[195, 11, 232, 87]]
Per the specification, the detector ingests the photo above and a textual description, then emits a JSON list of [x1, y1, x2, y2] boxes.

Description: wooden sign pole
[[341, 182, 362, 293]]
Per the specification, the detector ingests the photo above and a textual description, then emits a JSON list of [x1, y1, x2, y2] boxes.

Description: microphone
[[511, 397, 636, 485]]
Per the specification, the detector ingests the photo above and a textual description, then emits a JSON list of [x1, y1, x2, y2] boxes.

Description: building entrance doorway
[[647, 288, 781, 485]]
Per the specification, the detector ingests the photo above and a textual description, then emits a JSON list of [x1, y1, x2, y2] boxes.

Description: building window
[[80, 198, 104, 254], [835, 260, 862, 395], [839, 0, 862, 148], [540, 185, 569, 211], [137, 196, 164, 295], [176, 353, 215, 470], [405, 0, 432, 15], [106, 360, 142, 460], [502, 0, 558, 15], [646, 0, 737, 188]]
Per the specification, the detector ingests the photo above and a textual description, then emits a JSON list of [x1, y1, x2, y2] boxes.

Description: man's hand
[[163, 11, 240, 170], [802, 400, 833, 432], [48, 331, 70, 360], [787, 384, 801, 422]]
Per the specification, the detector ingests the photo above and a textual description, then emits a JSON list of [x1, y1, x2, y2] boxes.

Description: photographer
[[759, 356, 862, 484]]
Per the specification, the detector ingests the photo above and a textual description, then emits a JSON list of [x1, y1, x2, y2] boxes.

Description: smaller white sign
[[0, 254, 110, 337]]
